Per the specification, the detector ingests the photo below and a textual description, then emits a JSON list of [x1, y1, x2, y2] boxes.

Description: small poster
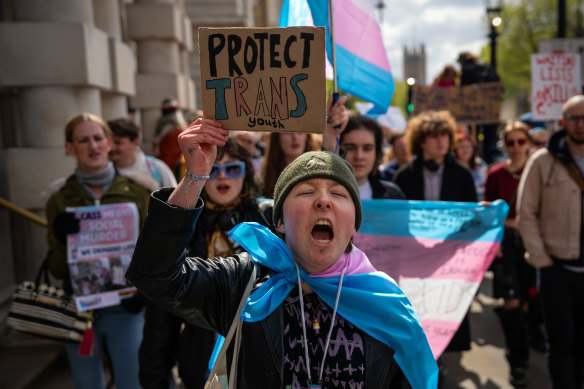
[[199, 26, 326, 133], [66, 203, 140, 311], [531, 53, 582, 120]]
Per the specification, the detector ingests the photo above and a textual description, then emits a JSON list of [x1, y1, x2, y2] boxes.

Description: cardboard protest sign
[[413, 82, 503, 124], [66, 203, 140, 311], [354, 199, 508, 358], [531, 53, 582, 120], [199, 27, 326, 133]]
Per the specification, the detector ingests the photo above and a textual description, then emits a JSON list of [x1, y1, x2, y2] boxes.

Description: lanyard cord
[[295, 263, 346, 387]]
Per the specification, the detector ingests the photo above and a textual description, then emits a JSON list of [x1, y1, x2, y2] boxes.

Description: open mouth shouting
[[216, 183, 231, 194], [312, 219, 333, 244]]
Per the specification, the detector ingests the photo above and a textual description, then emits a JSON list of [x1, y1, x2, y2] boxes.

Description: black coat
[[370, 175, 406, 199], [393, 155, 477, 203], [128, 189, 411, 389]]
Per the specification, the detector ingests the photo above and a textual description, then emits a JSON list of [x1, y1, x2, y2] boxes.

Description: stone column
[[0, 0, 134, 284], [127, 0, 196, 154]]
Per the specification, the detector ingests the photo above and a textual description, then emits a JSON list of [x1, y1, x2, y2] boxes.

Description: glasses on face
[[505, 138, 527, 147], [565, 115, 584, 124], [209, 161, 246, 180], [533, 141, 546, 147]]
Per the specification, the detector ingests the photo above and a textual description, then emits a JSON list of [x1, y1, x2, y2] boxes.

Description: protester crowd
[[41, 50, 584, 389]]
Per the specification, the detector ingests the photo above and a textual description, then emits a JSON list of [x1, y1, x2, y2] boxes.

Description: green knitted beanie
[[272, 151, 362, 230]]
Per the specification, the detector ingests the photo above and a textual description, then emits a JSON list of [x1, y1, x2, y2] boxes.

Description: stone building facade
[[0, 0, 279, 317]]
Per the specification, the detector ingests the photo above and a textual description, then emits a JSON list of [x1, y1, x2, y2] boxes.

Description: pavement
[[0, 271, 550, 389]]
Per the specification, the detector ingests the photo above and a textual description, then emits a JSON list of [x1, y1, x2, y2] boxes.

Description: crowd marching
[[41, 52, 584, 389]]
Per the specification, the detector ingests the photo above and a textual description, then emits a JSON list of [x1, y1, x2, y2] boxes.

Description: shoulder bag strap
[[204, 263, 257, 389], [558, 158, 584, 192]]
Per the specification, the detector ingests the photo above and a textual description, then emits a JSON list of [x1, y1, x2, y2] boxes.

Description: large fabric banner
[[354, 199, 508, 358]]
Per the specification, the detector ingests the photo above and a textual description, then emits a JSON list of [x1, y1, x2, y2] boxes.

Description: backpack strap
[[558, 158, 584, 192]]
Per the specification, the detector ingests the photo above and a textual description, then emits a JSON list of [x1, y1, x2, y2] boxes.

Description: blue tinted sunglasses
[[209, 161, 246, 180]]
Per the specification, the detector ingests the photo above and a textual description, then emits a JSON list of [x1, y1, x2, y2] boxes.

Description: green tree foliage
[[487, 0, 582, 99]]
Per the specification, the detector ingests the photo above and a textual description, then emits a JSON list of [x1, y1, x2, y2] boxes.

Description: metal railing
[[0, 197, 47, 227]]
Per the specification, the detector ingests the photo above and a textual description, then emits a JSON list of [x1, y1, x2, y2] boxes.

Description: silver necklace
[[295, 263, 346, 389]]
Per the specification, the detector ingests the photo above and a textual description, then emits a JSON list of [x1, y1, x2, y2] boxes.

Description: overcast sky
[[379, 0, 489, 84]]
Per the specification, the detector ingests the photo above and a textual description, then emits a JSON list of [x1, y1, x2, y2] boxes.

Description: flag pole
[[328, 0, 342, 152], [328, 0, 338, 95]]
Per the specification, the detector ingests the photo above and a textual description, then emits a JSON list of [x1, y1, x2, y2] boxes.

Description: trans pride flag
[[354, 199, 508, 358], [279, 0, 395, 116]]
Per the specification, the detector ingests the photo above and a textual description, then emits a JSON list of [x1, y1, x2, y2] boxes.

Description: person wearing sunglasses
[[138, 139, 273, 389], [517, 95, 584, 389], [484, 121, 534, 387]]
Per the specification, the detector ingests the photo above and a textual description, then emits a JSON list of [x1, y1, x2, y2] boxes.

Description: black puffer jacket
[[127, 189, 410, 389]]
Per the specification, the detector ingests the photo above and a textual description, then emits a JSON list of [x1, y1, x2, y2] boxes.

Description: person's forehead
[[564, 97, 584, 115], [73, 121, 104, 136], [216, 154, 238, 164], [342, 128, 375, 145], [293, 177, 345, 189]]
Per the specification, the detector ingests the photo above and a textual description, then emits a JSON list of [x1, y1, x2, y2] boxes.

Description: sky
[[378, 0, 490, 84]]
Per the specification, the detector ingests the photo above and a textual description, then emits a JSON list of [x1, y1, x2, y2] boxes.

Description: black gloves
[[53, 212, 80, 245]]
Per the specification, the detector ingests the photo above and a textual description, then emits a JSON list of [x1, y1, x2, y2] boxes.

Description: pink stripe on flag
[[332, 0, 391, 72], [353, 234, 499, 283], [421, 319, 462, 359]]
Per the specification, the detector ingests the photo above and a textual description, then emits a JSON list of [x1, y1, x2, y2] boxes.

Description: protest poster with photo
[[66, 203, 140, 311], [531, 52, 582, 120], [199, 27, 326, 133]]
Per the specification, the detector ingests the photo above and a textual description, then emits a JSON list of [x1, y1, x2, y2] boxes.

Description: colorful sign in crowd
[[66, 203, 140, 311], [199, 27, 326, 133]]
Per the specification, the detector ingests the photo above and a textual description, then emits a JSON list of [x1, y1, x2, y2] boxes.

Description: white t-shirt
[[358, 180, 373, 200]]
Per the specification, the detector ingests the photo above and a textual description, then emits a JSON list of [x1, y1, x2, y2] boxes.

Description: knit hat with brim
[[272, 151, 361, 230]]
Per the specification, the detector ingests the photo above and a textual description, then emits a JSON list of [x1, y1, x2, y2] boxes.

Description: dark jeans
[[492, 228, 534, 369], [139, 302, 217, 389], [539, 264, 584, 389]]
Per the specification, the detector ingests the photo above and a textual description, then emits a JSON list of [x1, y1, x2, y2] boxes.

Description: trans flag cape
[[354, 199, 509, 358], [229, 222, 438, 389], [279, 0, 394, 116]]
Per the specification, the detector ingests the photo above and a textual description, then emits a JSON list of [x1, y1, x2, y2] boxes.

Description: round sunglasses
[[209, 161, 246, 180], [505, 138, 527, 147]]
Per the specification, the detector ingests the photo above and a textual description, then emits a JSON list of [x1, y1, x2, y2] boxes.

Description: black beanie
[[272, 151, 362, 230]]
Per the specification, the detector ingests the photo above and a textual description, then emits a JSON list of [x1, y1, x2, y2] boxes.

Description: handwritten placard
[[199, 27, 326, 133], [412, 82, 503, 124], [531, 53, 582, 120]]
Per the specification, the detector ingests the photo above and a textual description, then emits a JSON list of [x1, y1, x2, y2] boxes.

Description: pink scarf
[[309, 245, 377, 278]]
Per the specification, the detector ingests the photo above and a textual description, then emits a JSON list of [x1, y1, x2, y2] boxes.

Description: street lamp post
[[489, 16, 502, 71], [485, 0, 503, 72]]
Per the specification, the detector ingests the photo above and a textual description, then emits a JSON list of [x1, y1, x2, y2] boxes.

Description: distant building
[[403, 44, 426, 85]]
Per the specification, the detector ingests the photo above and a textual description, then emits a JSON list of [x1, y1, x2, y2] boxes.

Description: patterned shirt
[[282, 289, 366, 389]]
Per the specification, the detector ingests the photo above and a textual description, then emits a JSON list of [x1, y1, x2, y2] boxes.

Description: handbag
[[204, 264, 257, 389], [7, 258, 90, 342]]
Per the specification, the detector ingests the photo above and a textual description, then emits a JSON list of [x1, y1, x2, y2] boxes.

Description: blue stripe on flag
[[358, 199, 509, 242]]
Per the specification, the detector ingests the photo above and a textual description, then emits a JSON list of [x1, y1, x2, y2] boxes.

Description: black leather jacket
[[127, 189, 411, 388]]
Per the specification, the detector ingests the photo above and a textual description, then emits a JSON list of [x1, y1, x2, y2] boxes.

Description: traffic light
[[406, 80, 414, 116]]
